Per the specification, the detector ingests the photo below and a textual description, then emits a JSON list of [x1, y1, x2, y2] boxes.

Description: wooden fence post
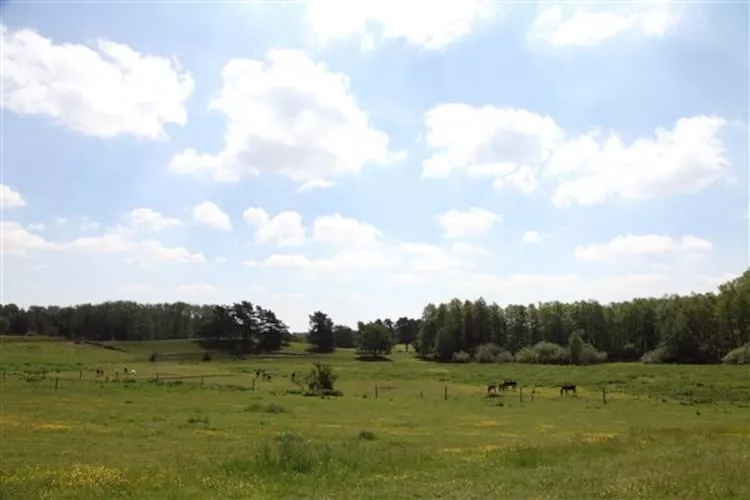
[[444, 385, 448, 401], [55, 377, 59, 391], [79, 370, 83, 380], [602, 387, 607, 405], [375, 385, 379, 399]]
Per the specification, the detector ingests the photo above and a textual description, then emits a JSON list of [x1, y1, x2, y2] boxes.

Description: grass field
[[1, 337, 749, 499]]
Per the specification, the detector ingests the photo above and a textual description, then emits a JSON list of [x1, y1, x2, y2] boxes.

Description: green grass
[[1, 338, 749, 499]]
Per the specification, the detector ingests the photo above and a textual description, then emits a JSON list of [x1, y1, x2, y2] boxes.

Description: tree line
[[2, 269, 749, 364]]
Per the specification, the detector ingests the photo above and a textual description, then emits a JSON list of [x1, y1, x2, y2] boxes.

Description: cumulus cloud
[[192, 201, 231, 230], [243, 207, 306, 247], [0, 25, 194, 139], [575, 234, 714, 263], [1, 184, 26, 209], [123, 208, 182, 232], [422, 104, 729, 207], [312, 213, 383, 247], [528, 0, 683, 47], [169, 49, 404, 187], [2, 221, 51, 255], [305, 0, 498, 50], [435, 207, 503, 239]]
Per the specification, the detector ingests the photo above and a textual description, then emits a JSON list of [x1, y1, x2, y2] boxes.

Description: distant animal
[[291, 371, 297, 381], [128, 369, 136, 376], [95, 368, 104, 377], [262, 373, 271, 381], [560, 384, 577, 396], [501, 380, 518, 390], [487, 384, 497, 394], [123, 367, 128, 375]]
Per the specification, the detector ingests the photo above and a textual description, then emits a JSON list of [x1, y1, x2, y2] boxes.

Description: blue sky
[[2, 0, 748, 331]]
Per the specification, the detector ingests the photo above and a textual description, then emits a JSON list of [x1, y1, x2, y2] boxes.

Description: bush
[[515, 342, 570, 364], [579, 344, 608, 365], [514, 347, 537, 364], [475, 343, 513, 363], [305, 362, 338, 392], [642, 346, 670, 364], [452, 351, 471, 363], [202, 352, 212, 362], [722, 343, 750, 364]]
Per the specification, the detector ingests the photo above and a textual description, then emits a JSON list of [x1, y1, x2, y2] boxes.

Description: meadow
[[1, 337, 749, 499]]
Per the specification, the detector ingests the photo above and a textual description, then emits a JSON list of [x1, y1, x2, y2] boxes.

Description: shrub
[[722, 343, 750, 364], [515, 342, 570, 364], [357, 430, 377, 441], [514, 347, 537, 364], [475, 343, 513, 363], [245, 403, 289, 414], [579, 344, 608, 365], [452, 351, 471, 363], [305, 362, 337, 392], [202, 353, 212, 362], [642, 346, 670, 364]]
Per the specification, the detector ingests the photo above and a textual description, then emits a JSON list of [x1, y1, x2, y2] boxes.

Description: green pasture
[[1, 337, 749, 499]]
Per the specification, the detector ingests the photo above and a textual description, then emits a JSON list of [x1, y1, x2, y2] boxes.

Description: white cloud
[[214, 256, 228, 264], [1, 184, 26, 209], [243, 207, 305, 247], [297, 179, 335, 193], [575, 234, 714, 263], [435, 207, 502, 239], [1, 221, 51, 255], [521, 230, 546, 244], [305, 0, 498, 50], [1, 25, 194, 139], [192, 201, 231, 230], [312, 213, 382, 247], [123, 208, 182, 232], [80, 218, 101, 231], [55, 217, 68, 226], [528, 1, 682, 48], [175, 283, 218, 296], [169, 49, 404, 187], [27, 223, 46, 232], [423, 104, 729, 207], [259, 246, 393, 274]]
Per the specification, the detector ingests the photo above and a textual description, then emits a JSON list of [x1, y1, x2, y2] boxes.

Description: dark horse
[[560, 384, 577, 396], [486, 383, 497, 394], [501, 379, 518, 390]]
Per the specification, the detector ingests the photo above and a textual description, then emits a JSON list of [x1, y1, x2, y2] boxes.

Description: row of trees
[[413, 271, 750, 364], [3, 270, 749, 364], [0, 300, 292, 353]]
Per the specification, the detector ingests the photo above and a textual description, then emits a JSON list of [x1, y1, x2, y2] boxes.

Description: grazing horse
[[560, 384, 577, 396], [486, 383, 497, 395], [501, 379, 518, 390], [95, 368, 104, 377]]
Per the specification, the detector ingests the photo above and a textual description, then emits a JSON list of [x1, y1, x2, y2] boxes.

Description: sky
[[1, 0, 748, 331]]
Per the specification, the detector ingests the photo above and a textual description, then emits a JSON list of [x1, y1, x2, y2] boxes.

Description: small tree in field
[[568, 331, 585, 365], [307, 311, 335, 352], [356, 322, 393, 359]]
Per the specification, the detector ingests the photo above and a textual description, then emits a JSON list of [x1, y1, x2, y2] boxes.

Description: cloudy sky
[[1, 1, 747, 331]]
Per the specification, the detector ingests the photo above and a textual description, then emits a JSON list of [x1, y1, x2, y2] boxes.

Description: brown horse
[[560, 384, 577, 396]]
